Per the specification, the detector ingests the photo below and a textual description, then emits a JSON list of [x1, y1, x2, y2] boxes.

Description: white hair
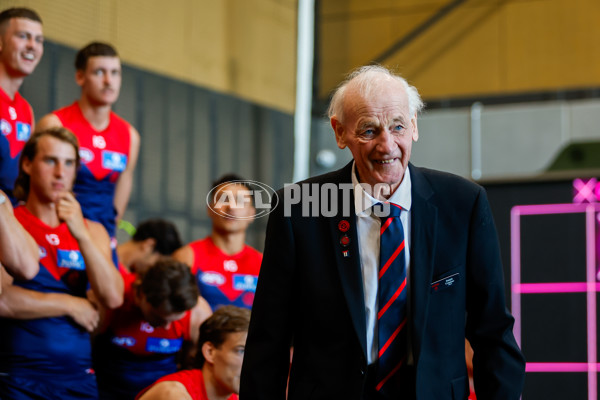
[[327, 65, 425, 124]]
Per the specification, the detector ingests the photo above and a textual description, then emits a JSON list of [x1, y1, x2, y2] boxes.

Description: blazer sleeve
[[240, 189, 295, 400], [465, 188, 526, 399]]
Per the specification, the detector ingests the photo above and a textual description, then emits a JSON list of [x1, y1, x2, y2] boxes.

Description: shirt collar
[[352, 161, 412, 217]]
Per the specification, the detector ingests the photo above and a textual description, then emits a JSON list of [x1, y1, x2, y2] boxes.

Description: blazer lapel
[[328, 163, 368, 359], [409, 165, 438, 363]]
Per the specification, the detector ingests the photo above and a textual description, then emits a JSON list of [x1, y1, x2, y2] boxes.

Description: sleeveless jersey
[[190, 237, 262, 310], [0, 206, 93, 378], [54, 102, 131, 237], [94, 277, 192, 400], [0, 88, 33, 204], [135, 369, 238, 400]]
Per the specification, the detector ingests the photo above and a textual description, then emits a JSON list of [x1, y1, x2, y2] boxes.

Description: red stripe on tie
[[379, 318, 407, 357], [380, 217, 393, 235], [378, 277, 407, 319], [378, 240, 405, 279], [375, 357, 406, 391]]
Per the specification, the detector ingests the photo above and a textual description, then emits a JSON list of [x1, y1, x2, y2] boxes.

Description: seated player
[[0, 127, 123, 400], [93, 258, 212, 400], [117, 218, 184, 282], [136, 305, 250, 400], [173, 174, 262, 310]]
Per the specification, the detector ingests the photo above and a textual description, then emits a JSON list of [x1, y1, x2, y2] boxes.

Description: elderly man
[[240, 65, 525, 399]]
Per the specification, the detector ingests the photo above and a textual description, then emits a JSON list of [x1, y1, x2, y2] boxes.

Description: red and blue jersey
[[54, 102, 131, 237], [135, 369, 239, 400], [190, 237, 262, 310], [94, 277, 192, 400], [0, 88, 33, 204], [0, 206, 93, 378]]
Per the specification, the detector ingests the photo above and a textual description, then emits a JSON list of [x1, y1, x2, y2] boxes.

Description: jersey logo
[[16, 122, 31, 141], [92, 135, 106, 149], [223, 260, 238, 272], [56, 249, 85, 270], [38, 246, 47, 258], [8, 106, 16, 120], [140, 322, 154, 333], [112, 336, 136, 347], [46, 233, 60, 246], [79, 147, 95, 164], [233, 274, 258, 292], [102, 151, 127, 172], [200, 271, 226, 287], [0, 119, 11, 135], [145, 337, 183, 354]]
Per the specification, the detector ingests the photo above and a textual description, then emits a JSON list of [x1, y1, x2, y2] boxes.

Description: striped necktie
[[375, 201, 408, 397]]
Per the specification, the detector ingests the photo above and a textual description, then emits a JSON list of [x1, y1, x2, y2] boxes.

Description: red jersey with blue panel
[[190, 237, 262, 311], [0, 206, 98, 400], [135, 369, 239, 400], [53, 101, 130, 238], [0, 87, 33, 204], [94, 276, 192, 400]]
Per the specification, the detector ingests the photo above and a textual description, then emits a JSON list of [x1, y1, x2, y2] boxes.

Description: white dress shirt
[[351, 162, 412, 364]]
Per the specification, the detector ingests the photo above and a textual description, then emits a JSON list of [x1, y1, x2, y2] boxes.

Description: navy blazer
[[241, 162, 525, 400]]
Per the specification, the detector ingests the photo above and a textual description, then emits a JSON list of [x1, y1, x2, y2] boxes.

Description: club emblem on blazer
[[338, 220, 350, 232], [340, 235, 351, 247]]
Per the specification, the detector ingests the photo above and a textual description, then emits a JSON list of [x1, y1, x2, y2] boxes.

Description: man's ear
[[331, 117, 346, 149], [411, 113, 419, 142], [75, 69, 85, 87], [22, 157, 32, 175], [141, 238, 156, 254], [202, 341, 216, 365], [132, 282, 143, 305]]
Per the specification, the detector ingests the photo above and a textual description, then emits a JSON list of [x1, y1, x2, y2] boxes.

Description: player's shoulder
[[36, 113, 64, 131], [243, 244, 263, 260], [138, 380, 192, 400]]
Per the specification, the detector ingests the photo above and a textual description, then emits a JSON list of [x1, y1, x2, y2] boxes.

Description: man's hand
[[66, 295, 99, 332], [56, 192, 88, 241]]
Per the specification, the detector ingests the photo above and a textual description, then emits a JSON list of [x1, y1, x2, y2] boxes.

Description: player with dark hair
[[37, 41, 140, 265], [136, 305, 250, 400], [0, 7, 43, 204], [93, 258, 212, 400], [118, 218, 184, 276], [173, 174, 262, 310]]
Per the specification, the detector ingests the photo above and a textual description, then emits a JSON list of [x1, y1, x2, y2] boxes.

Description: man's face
[[23, 136, 76, 203], [210, 331, 247, 395], [332, 78, 418, 198], [137, 294, 187, 329], [208, 183, 255, 235], [76, 56, 121, 106], [0, 17, 44, 78]]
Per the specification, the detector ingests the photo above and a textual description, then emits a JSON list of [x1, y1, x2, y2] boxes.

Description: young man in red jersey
[[173, 174, 262, 311], [37, 42, 140, 265], [0, 127, 124, 399], [136, 305, 249, 400], [0, 7, 44, 204]]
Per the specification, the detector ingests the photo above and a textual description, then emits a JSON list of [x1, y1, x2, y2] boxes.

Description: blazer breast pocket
[[430, 271, 461, 294]]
